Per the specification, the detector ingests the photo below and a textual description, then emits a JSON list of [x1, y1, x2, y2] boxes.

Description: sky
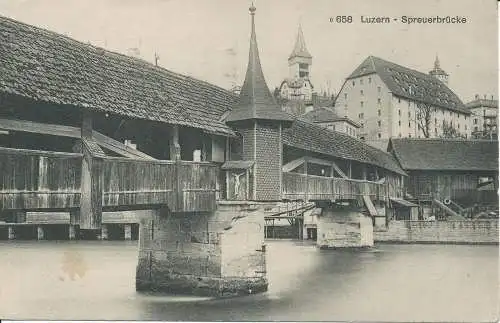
[[0, 0, 497, 103]]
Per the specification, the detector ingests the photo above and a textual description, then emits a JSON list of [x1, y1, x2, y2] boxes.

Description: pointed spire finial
[[249, 2, 256, 15], [434, 54, 440, 69]]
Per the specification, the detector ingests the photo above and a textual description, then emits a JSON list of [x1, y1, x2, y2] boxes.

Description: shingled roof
[[389, 138, 499, 171], [283, 118, 406, 175], [0, 15, 237, 136], [346, 56, 468, 114], [225, 6, 293, 124]]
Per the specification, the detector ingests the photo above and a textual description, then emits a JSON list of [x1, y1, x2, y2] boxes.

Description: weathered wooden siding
[[102, 157, 177, 208], [177, 161, 218, 212], [406, 170, 497, 204], [0, 147, 81, 210], [282, 172, 386, 201]]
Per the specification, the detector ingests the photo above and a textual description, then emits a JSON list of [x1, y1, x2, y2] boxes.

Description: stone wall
[[316, 205, 374, 248], [136, 202, 268, 297], [375, 220, 499, 244]]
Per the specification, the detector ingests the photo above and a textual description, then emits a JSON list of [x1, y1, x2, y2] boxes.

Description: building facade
[[335, 56, 471, 141], [466, 95, 498, 139], [302, 107, 360, 137]]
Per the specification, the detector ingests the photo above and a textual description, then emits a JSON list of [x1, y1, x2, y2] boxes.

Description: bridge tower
[[226, 4, 293, 201]]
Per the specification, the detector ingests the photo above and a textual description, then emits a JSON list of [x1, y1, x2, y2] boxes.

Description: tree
[[441, 120, 466, 139], [415, 103, 432, 138]]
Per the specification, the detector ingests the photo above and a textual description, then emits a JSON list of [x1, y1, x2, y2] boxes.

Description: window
[[398, 133, 402, 137], [435, 128, 437, 133], [378, 133, 381, 138], [360, 122, 364, 128], [378, 109, 381, 116], [408, 101, 411, 107], [360, 79, 364, 85], [458, 124, 460, 129], [368, 77, 372, 83], [474, 126, 478, 132], [352, 81, 356, 86], [474, 119, 478, 124], [360, 101, 364, 108], [435, 118, 437, 124], [465, 125, 467, 130], [359, 113, 364, 119], [408, 111, 411, 118], [398, 98, 401, 103], [344, 93, 348, 99], [378, 120, 381, 127], [377, 98, 381, 104], [398, 121, 401, 126], [398, 109, 401, 116], [409, 133, 412, 138], [408, 122, 411, 128], [377, 86, 381, 93], [360, 90, 364, 96]]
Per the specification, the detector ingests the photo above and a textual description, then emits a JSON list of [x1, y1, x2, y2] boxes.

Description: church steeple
[[429, 54, 449, 85], [289, 24, 312, 60], [288, 24, 312, 80], [226, 4, 293, 124]]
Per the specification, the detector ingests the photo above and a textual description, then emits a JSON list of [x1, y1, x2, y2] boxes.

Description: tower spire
[[434, 54, 440, 69], [226, 4, 292, 124], [289, 24, 312, 60]]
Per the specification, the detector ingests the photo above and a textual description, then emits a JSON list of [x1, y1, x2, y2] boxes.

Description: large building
[[302, 107, 360, 138], [466, 94, 498, 139], [335, 56, 471, 142]]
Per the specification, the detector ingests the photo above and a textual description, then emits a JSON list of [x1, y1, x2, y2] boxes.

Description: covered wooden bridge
[[0, 15, 406, 232]]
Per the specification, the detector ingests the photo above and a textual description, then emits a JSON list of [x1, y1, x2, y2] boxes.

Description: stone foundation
[[316, 203, 374, 248], [135, 202, 269, 297]]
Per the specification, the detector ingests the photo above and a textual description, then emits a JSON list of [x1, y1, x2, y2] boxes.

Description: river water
[[0, 240, 498, 322]]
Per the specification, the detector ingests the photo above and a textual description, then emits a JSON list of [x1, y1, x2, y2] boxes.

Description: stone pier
[[316, 202, 374, 248], [135, 202, 269, 297]]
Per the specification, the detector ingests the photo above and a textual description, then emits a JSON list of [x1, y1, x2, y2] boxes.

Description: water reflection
[[0, 240, 497, 321]]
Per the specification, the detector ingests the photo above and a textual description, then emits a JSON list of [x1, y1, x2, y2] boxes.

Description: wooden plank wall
[[102, 158, 177, 208], [177, 161, 218, 212], [0, 147, 82, 210]]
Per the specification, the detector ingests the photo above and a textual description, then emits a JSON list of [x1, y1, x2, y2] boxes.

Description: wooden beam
[[282, 157, 305, 172], [330, 161, 348, 179], [0, 118, 155, 160], [170, 125, 181, 161]]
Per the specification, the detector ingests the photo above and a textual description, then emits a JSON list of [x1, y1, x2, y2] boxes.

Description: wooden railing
[[282, 172, 387, 201], [0, 147, 82, 210], [0, 147, 219, 215]]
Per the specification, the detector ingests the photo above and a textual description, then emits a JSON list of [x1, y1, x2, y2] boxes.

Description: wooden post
[[68, 225, 76, 240], [304, 157, 309, 202], [170, 125, 182, 212], [37, 226, 44, 240], [124, 224, 132, 240], [8, 226, 15, 240], [100, 224, 109, 240], [80, 111, 105, 230], [348, 161, 353, 178]]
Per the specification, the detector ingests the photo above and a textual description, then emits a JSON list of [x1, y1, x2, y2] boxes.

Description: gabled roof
[[288, 24, 312, 60], [302, 107, 360, 127], [389, 138, 499, 171], [283, 118, 406, 175], [225, 6, 293, 124], [0, 15, 237, 136], [346, 56, 468, 114]]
